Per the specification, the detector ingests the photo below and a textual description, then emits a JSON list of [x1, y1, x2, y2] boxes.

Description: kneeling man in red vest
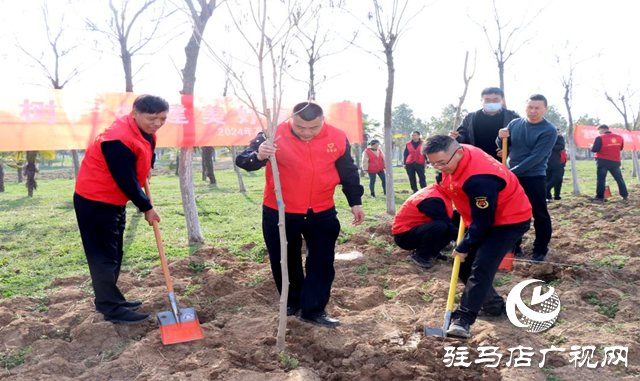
[[236, 102, 365, 328], [392, 173, 459, 269], [423, 135, 532, 338]]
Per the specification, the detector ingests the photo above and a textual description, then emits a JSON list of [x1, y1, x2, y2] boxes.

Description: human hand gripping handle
[[256, 140, 277, 161], [142, 181, 161, 226]]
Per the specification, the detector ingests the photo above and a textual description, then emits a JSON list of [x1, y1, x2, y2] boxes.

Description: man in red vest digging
[[236, 102, 365, 328], [404, 131, 427, 193], [361, 139, 386, 197], [74, 95, 167, 325], [423, 135, 532, 338], [392, 172, 458, 269], [591, 124, 628, 203]]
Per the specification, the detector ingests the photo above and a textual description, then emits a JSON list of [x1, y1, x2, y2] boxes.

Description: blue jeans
[[596, 158, 628, 199], [368, 171, 386, 196]]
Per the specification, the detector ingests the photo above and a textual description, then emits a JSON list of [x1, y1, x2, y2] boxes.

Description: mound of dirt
[[1, 195, 639, 380]]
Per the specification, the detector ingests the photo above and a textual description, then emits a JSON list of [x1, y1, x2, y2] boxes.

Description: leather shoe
[[123, 300, 143, 311], [434, 253, 449, 261], [287, 306, 300, 316], [104, 310, 150, 325], [298, 314, 341, 328], [407, 254, 433, 269], [531, 253, 547, 263], [477, 306, 507, 321]]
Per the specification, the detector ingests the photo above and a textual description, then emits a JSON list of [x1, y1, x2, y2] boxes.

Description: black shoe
[[514, 248, 525, 258], [287, 306, 300, 316], [434, 253, 449, 261], [371, 193, 376, 198], [407, 254, 434, 269], [446, 317, 471, 338], [590, 197, 605, 203], [554, 196, 562, 201], [104, 310, 150, 325], [123, 300, 143, 311], [531, 252, 547, 263], [477, 306, 507, 321], [298, 314, 341, 328]]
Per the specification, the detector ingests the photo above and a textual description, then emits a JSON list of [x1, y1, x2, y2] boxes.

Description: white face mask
[[483, 102, 503, 113]]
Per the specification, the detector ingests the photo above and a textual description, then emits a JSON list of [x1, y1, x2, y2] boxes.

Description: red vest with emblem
[[263, 121, 348, 214], [441, 144, 531, 227], [365, 148, 385, 173], [405, 141, 426, 165], [392, 184, 453, 235], [595, 132, 623, 162], [75, 114, 155, 205]]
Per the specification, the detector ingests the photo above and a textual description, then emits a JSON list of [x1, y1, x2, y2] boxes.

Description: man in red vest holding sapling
[[236, 102, 365, 328], [423, 135, 532, 338], [361, 139, 386, 197], [591, 124, 628, 203], [392, 172, 458, 269], [404, 130, 427, 193], [74, 95, 167, 325]]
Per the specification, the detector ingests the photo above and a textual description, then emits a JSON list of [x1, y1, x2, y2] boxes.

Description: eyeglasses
[[430, 148, 461, 168]]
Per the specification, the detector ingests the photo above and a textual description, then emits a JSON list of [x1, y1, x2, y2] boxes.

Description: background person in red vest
[[404, 130, 427, 193], [236, 102, 365, 328], [361, 139, 386, 197], [591, 124, 628, 202], [545, 128, 566, 202], [392, 172, 459, 269], [424, 135, 532, 338], [74, 95, 167, 325]]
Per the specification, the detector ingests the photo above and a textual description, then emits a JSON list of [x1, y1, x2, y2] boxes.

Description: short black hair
[[133, 95, 170, 114], [369, 139, 380, 146], [597, 124, 609, 130], [528, 94, 548, 107], [481, 87, 504, 98], [423, 135, 459, 155], [293, 102, 324, 121], [411, 130, 421, 136]]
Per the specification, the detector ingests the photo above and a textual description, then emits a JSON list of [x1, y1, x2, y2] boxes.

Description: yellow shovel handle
[[502, 137, 508, 166], [446, 218, 466, 312]]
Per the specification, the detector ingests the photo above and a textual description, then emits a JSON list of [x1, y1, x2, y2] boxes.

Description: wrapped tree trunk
[[71, 150, 80, 178], [231, 146, 246, 193], [25, 151, 38, 197], [17, 164, 23, 183]]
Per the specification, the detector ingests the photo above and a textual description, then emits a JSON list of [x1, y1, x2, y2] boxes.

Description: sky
[[1, 0, 638, 133]]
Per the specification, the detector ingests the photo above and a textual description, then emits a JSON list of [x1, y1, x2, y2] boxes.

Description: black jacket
[[547, 135, 566, 168], [455, 108, 520, 146]]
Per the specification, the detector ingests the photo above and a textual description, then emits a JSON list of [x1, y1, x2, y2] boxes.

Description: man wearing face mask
[[450, 87, 520, 162]]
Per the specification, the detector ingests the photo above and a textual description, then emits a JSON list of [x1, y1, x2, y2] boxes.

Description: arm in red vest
[[236, 132, 269, 171], [591, 136, 602, 153], [456, 175, 505, 254], [101, 141, 152, 212], [336, 138, 364, 207]]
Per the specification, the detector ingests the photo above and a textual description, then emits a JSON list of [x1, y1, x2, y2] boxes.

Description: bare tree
[[16, 3, 84, 178], [352, 0, 424, 215], [471, 0, 544, 104], [452, 51, 476, 131], [86, 0, 177, 92], [605, 89, 640, 182]]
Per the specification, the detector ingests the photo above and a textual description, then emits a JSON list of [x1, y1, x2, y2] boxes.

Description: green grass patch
[[493, 275, 511, 287], [587, 295, 619, 319], [0, 346, 32, 369], [591, 255, 629, 270], [383, 289, 399, 299]]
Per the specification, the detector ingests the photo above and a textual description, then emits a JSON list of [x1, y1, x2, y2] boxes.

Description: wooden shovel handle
[[144, 181, 174, 293], [502, 137, 508, 166]]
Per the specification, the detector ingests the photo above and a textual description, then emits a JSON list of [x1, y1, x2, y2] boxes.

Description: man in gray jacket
[[450, 87, 520, 161]]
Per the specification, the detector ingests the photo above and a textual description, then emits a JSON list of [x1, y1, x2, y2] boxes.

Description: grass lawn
[[0, 158, 634, 298]]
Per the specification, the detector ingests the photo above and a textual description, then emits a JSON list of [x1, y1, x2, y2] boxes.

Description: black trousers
[[515, 176, 552, 256], [368, 171, 386, 196], [74, 193, 130, 317], [453, 220, 531, 325], [596, 159, 628, 199], [545, 165, 565, 199], [262, 205, 341, 318], [405, 163, 426, 192], [393, 220, 457, 259]]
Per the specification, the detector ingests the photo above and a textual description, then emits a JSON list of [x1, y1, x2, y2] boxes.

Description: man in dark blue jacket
[[497, 94, 557, 262]]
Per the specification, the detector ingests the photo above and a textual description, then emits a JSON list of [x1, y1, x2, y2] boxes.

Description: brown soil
[[1, 195, 639, 380]]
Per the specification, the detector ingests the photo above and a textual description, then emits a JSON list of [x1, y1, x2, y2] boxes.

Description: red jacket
[[441, 144, 531, 227], [263, 121, 347, 214], [75, 115, 155, 205], [364, 148, 385, 173], [595, 132, 623, 162], [392, 184, 453, 235], [405, 141, 426, 165]]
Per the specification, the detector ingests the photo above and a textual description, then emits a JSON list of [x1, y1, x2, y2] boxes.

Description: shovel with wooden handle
[[424, 218, 466, 337], [144, 181, 205, 345], [497, 137, 515, 271]]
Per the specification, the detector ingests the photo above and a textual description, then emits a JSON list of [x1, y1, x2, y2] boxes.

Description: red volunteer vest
[[263, 121, 347, 214], [406, 141, 426, 165], [441, 144, 531, 227], [75, 114, 155, 205], [392, 184, 453, 235], [365, 148, 384, 173], [595, 132, 623, 162]]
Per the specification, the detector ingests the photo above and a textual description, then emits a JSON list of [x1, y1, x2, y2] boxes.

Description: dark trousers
[[368, 171, 386, 196], [596, 159, 628, 199], [74, 193, 129, 317], [393, 220, 457, 259], [453, 220, 531, 325], [546, 165, 565, 199], [515, 176, 552, 256], [262, 206, 341, 318], [405, 163, 427, 192]]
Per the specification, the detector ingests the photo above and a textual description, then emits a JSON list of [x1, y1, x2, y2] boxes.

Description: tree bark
[[179, 147, 204, 244], [71, 149, 80, 178], [383, 46, 396, 215], [17, 165, 23, 183], [0, 165, 4, 192], [201, 146, 216, 184], [231, 146, 246, 193], [563, 92, 580, 195], [25, 151, 38, 197], [122, 49, 134, 92]]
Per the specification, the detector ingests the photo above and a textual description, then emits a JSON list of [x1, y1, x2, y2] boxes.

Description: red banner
[[573, 125, 640, 151], [0, 91, 363, 151]]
